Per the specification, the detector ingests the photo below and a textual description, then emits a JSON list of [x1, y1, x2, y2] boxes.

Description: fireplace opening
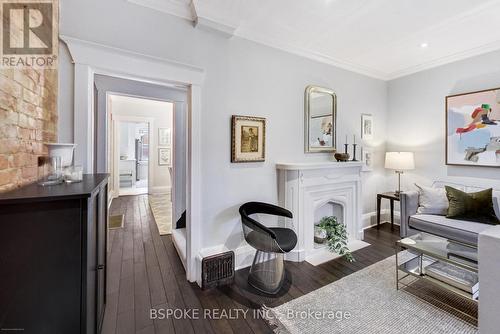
[[313, 201, 344, 249]]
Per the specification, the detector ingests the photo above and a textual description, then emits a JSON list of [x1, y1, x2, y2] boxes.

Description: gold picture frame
[[231, 115, 266, 163]]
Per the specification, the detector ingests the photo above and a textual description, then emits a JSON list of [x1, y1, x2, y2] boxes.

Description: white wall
[[58, 0, 388, 251], [110, 95, 173, 191], [387, 49, 500, 191]]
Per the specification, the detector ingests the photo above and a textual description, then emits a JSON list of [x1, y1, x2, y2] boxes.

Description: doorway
[[117, 121, 149, 196], [96, 77, 189, 272]]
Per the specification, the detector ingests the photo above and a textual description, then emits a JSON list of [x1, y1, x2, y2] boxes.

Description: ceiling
[[128, 0, 500, 80]]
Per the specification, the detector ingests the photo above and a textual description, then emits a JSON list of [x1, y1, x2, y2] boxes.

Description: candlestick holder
[[351, 144, 358, 161], [344, 143, 348, 154]]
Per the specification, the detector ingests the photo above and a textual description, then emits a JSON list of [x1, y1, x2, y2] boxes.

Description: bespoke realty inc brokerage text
[[150, 307, 352, 321]]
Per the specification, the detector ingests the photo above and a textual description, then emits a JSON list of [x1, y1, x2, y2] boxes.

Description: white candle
[[353, 135, 356, 144], [345, 135, 348, 145]]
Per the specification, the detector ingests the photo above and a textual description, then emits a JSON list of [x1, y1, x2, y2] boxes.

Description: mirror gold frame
[[304, 85, 337, 153]]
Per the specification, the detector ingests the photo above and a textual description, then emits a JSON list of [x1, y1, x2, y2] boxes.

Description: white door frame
[[111, 114, 154, 199], [61, 35, 204, 283]]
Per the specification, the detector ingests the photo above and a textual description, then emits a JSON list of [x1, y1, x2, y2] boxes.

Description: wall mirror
[[305, 85, 337, 153]]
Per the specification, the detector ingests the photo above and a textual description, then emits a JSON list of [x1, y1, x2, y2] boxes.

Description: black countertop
[[0, 174, 109, 204]]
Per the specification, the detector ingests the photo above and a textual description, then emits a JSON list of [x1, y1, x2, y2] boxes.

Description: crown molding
[[125, 0, 500, 82], [190, 0, 237, 38], [235, 29, 390, 80], [386, 39, 500, 80], [127, 0, 193, 21]]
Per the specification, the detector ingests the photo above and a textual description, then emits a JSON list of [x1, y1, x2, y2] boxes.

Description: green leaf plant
[[317, 216, 355, 262]]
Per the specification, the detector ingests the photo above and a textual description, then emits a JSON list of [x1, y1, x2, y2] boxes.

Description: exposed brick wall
[[0, 68, 58, 192]]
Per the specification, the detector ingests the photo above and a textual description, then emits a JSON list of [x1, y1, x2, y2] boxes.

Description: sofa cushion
[[415, 183, 448, 215], [432, 181, 500, 220], [409, 214, 493, 245], [445, 186, 499, 225]]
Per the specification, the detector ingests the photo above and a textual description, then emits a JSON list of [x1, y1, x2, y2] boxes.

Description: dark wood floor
[[102, 195, 400, 334]]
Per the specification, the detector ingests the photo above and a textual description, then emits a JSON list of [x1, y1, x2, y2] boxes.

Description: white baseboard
[[150, 186, 171, 194], [361, 209, 401, 231]]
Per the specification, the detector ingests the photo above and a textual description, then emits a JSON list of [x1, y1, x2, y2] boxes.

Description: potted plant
[[317, 216, 355, 262]]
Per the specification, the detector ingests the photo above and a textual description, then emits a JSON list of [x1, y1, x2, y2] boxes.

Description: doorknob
[[97, 265, 105, 270]]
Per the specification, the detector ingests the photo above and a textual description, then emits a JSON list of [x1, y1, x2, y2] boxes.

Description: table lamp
[[385, 152, 415, 195]]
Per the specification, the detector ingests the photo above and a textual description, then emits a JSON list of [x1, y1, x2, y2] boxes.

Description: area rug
[[108, 214, 124, 229], [265, 254, 477, 334], [148, 194, 172, 235]]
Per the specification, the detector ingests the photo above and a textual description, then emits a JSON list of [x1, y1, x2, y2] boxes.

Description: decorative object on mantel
[[231, 115, 266, 162], [352, 135, 358, 161], [334, 152, 350, 162], [339, 135, 358, 161], [316, 216, 354, 262], [446, 87, 500, 167], [385, 152, 415, 195], [304, 85, 337, 153], [361, 113, 373, 140]]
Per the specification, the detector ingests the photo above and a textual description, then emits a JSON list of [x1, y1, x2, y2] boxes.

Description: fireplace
[[276, 162, 368, 265], [314, 201, 344, 247]]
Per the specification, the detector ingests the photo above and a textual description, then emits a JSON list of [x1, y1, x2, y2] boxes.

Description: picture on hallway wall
[[446, 88, 500, 167], [158, 148, 171, 166], [361, 114, 373, 140], [231, 115, 266, 162], [158, 128, 171, 146]]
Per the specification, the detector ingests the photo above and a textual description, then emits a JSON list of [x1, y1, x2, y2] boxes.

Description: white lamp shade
[[385, 152, 415, 170]]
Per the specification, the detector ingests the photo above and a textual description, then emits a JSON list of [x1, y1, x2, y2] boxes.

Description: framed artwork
[[361, 114, 373, 140], [231, 115, 266, 163], [158, 128, 171, 146], [361, 147, 373, 171], [446, 88, 500, 167], [158, 148, 171, 166]]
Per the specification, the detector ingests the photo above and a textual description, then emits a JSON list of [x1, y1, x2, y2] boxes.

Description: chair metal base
[[248, 250, 284, 295]]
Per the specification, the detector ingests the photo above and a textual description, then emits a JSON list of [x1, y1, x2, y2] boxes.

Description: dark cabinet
[[0, 174, 109, 334]]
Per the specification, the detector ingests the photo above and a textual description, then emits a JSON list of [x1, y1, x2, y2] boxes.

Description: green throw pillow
[[445, 186, 499, 225]]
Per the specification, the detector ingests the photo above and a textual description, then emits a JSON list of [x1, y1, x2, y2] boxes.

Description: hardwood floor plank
[[142, 196, 195, 334], [105, 196, 402, 334]]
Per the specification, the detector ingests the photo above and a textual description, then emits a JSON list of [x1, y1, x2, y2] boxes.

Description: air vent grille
[[202, 251, 234, 289]]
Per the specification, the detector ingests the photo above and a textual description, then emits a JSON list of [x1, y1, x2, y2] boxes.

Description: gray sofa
[[400, 181, 500, 246]]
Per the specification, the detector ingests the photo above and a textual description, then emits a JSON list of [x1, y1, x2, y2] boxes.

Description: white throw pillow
[[415, 184, 449, 215]]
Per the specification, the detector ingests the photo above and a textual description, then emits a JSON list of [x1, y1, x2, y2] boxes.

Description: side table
[[377, 192, 400, 229]]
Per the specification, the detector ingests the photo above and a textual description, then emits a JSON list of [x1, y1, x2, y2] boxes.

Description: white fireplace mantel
[[276, 161, 367, 265]]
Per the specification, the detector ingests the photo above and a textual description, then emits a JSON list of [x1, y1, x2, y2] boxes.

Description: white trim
[[125, 1, 500, 81], [276, 161, 364, 171], [127, 0, 193, 21], [385, 39, 500, 80], [60, 35, 204, 85], [362, 209, 401, 231], [61, 36, 205, 284]]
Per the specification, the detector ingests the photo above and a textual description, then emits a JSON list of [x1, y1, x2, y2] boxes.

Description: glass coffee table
[[396, 232, 478, 304]]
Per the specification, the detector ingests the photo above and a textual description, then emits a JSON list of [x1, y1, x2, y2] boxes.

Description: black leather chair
[[239, 202, 298, 294]]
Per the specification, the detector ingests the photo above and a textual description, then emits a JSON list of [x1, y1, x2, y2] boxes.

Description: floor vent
[[202, 251, 235, 289]]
